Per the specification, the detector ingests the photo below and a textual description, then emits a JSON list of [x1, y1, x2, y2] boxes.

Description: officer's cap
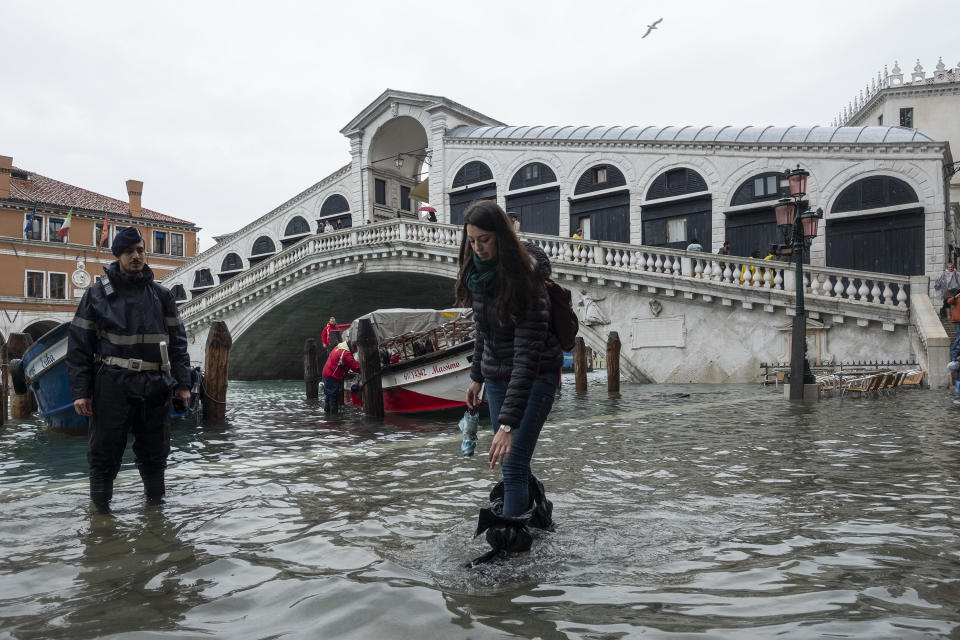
[[111, 227, 144, 257]]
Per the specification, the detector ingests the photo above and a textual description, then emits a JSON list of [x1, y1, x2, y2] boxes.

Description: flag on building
[[55, 209, 73, 238], [97, 211, 109, 251], [24, 205, 36, 235]]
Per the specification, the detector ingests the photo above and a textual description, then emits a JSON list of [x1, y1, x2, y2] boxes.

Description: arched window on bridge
[[171, 284, 187, 302], [827, 175, 922, 276], [281, 216, 311, 247], [569, 164, 629, 243], [642, 168, 711, 249], [318, 194, 352, 231], [219, 252, 244, 283], [449, 161, 495, 225], [505, 162, 559, 235], [725, 172, 788, 259], [191, 268, 214, 297], [250, 235, 276, 265]]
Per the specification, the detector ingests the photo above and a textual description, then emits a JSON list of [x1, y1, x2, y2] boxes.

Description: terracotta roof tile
[[7, 166, 195, 226]]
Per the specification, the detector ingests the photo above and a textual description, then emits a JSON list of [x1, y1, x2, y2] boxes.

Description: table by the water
[[1, 376, 959, 639]]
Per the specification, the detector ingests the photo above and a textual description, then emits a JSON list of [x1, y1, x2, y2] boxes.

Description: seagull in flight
[[642, 17, 663, 39]]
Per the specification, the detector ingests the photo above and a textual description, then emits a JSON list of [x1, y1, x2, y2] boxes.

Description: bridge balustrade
[[176, 220, 912, 325]]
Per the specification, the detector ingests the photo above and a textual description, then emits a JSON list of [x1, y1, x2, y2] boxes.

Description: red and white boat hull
[[380, 342, 474, 413]]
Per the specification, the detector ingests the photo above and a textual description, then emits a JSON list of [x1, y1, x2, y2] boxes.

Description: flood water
[[1, 375, 959, 639]]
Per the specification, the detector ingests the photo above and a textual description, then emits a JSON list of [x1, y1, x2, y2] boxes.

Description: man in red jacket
[[322, 341, 360, 413], [320, 317, 338, 348]]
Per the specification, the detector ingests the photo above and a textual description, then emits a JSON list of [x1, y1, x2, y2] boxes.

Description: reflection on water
[[2, 377, 959, 639]]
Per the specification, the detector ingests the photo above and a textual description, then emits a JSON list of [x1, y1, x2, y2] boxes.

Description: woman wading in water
[[455, 200, 563, 564]]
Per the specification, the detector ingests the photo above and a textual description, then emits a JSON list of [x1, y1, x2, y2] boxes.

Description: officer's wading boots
[[90, 478, 113, 515], [141, 470, 166, 505]]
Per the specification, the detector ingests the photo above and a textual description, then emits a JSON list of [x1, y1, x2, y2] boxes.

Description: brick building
[[0, 154, 199, 341]]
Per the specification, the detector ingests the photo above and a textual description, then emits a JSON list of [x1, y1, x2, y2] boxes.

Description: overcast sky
[[3, 1, 958, 250]]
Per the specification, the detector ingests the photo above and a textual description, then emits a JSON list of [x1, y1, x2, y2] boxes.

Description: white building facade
[[161, 89, 953, 299]]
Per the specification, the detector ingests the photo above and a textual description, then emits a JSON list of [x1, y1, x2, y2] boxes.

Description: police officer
[[67, 227, 191, 513]]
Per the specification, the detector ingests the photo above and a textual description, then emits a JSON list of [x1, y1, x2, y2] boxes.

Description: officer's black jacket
[[67, 262, 191, 400]]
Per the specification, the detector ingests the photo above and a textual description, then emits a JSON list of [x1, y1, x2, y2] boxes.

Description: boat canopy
[[344, 308, 473, 345]]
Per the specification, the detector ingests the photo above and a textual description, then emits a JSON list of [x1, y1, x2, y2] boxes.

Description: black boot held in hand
[[90, 477, 113, 515], [141, 469, 166, 505]]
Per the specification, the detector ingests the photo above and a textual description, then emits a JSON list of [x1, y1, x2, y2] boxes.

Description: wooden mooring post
[[606, 331, 621, 395], [203, 321, 232, 423], [304, 338, 320, 400], [327, 330, 344, 406], [356, 319, 383, 418], [7, 333, 34, 419], [573, 336, 588, 393]]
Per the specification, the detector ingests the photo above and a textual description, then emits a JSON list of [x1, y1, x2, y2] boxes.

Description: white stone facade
[[162, 89, 953, 302]]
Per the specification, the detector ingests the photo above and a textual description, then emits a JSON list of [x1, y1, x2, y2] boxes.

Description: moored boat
[[11, 321, 202, 433], [345, 308, 478, 414]]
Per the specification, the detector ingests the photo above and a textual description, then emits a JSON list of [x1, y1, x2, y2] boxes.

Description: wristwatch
[[499, 424, 513, 433]]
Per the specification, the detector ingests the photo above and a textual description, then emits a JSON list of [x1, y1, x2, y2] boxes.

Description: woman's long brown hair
[[454, 200, 540, 326]]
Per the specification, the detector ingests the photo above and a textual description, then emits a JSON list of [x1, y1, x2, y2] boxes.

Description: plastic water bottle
[[458, 410, 480, 457]]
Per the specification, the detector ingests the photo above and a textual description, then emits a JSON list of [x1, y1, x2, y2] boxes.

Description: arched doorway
[[449, 161, 497, 225], [249, 235, 276, 265], [642, 168, 711, 249], [281, 216, 311, 248], [219, 252, 244, 283], [367, 116, 429, 222], [505, 162, 560, 235], [569, 164, 629, 242], [826, 175, 922, 275]]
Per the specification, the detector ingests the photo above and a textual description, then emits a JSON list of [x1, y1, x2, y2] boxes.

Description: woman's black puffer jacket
[[469, 243, 563, 428]]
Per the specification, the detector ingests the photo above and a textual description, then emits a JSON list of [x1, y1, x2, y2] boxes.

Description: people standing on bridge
[[456, 200, 563, 563], [935, 263, 960, 318], [685, 237, 703, 252], [324, 220, 334, 233], [321, 340, 360, 413], [509, 213, 521, 233], [67, 227, 192, 514]]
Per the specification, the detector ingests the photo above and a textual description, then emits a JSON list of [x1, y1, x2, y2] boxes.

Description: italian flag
[[56, 209, 73, 238]]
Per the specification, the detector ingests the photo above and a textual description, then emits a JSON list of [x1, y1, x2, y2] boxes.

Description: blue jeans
[[485, 372, 557, 517], [323, 377, 343, 410]]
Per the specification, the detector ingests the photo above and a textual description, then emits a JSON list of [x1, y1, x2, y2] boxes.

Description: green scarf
[[466, 254, 498, 293]]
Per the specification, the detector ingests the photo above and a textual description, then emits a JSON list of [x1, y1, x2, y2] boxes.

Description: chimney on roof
[[0, 155, 11, 200], [126, 179, 143, 217]]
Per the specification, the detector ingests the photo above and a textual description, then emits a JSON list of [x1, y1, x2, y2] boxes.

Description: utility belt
[[98, 342, 172, 374]]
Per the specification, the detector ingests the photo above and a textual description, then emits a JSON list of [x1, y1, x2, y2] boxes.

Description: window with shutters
[[375, 179, 387, 205], [48, 218, 65, 243], [170, 233, 184, 257], [26, 271, 45, 298], [400, 185, 411, 211], [592, 167, 607, 185], [154, 231, 167, 254], [49, 273, 66, 299], [25, 215, 44, 241]]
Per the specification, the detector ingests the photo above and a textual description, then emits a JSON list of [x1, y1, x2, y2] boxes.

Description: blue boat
[[14, 322, 201, 433]]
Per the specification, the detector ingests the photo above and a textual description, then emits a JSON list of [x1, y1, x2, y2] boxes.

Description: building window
[[170, 233, 184, 257], [48, 217, 65, 243], [752, 175, 779, 199], [94, 222, 111, 248], [899, 107, 914, 128], [25, 214, 44, 241], [877, 114, 883, 125], [524, 164, 540, 181], [154, 231, 167, 254], [666, 217, 687, 243], [375, 179, 387, 205], [592, 167, 607, 185], [400, 185, 411, 211], [49, 273, 66, 299], [26, 271, 45, 298]]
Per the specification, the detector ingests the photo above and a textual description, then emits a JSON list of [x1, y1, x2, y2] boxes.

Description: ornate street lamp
[[395, 154, 405, 170], [779, 165, 823, 401]]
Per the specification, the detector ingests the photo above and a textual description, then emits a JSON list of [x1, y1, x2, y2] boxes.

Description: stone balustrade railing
[[177, 220, 912, 326]]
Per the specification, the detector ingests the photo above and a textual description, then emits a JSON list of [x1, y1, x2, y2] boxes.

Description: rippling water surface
[[2, 376, 959, 639]]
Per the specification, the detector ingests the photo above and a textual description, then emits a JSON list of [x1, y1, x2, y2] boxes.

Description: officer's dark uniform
[[67, 228, 191, 512]]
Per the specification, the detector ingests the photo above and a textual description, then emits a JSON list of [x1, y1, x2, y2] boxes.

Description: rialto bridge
[[155, 89, 955, 386], [173, 220, 951, 388]]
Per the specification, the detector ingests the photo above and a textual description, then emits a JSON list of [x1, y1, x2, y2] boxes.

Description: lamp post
[[775, 165, 823, 401]]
